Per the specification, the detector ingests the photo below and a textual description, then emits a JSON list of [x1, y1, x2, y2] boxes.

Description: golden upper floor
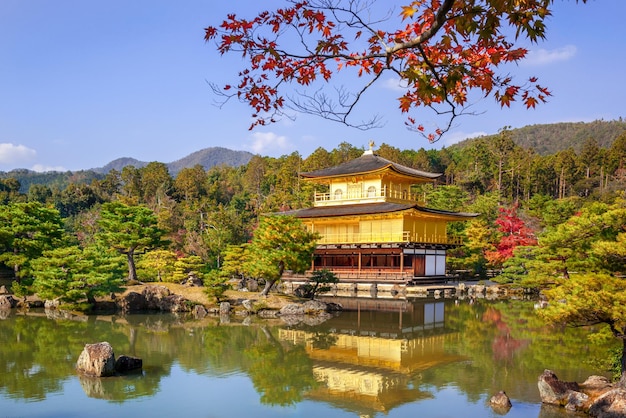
[[301, 149, 441, 207]]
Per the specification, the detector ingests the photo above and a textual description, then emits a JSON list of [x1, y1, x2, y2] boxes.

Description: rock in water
[[114, 355, 142, 373], [76, 342, 116, 377], [538, 369, 580, 405], [490, 390, 512, 409]]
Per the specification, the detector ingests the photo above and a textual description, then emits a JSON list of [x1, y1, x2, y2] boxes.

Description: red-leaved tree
[[485, 204, 537, 267], [204, 0, 585, 141]]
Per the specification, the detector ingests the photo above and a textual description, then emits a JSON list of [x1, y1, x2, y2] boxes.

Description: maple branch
[[289, 72, 385, 129], [205, 0, 565, 140], [386, 0, 455, 56]]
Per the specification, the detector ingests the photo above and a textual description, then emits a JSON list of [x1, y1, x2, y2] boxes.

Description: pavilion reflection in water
[[279, 298, 465, 415]]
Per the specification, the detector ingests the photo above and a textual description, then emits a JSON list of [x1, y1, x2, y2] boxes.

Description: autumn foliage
[[205, 0, 561, 140], [485, 204, 537, 267]]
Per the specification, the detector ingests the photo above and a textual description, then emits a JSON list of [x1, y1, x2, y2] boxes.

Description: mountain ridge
[[92, 147, 254, 175], [451, 119, 626, 155]]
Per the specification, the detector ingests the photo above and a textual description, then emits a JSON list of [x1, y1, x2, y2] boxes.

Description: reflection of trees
[[417, 299, 615, 404], [308, 331, 338, 350], [0, 300, 617, 409], [244, 326, 318, 406], [0, 314, 130, 400]]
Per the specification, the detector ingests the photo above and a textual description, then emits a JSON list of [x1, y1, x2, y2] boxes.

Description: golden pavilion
[[285, 143, 477, 284]]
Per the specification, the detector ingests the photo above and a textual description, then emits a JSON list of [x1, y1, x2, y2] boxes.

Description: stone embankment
[[281, 280, 520, 300]]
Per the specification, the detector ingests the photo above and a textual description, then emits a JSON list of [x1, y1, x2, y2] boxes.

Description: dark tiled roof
[[280, 202, 479, 219], [300, 152, 442, 180]]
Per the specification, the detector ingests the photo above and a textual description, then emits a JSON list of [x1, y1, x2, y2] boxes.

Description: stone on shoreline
[[538, 369, 626, 416], [0, 294, 17, 310]]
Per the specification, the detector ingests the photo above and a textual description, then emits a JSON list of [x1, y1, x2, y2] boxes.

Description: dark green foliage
[[96, 202, 167, 281], [202, 269, 229, 302], [243, 215, 319, 296], [296, 269, 339, 299], [451, 119, 626, 156], [31, 245, 125, 305], [0, 202, 66, 278]]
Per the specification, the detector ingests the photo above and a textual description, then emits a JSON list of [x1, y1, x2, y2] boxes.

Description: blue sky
[[1, 0, 624, 172]]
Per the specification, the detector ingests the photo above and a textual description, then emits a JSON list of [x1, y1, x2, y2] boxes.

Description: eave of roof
[[279, 202, 479, 219], [300, 152, 442, 181]]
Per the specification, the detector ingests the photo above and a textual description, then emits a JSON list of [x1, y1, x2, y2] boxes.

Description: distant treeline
[[0, 120, 625, 280]]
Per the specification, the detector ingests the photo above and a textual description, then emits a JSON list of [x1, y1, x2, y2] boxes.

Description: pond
[[0, 296, 615, 418]]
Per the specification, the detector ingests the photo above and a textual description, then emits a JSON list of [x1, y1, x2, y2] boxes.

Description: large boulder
[[219, 302, 231, 314], [142, 285, 171, 308], [302, 300, 328, 315], [193, 304, 208, 319], [538, 369, 581, 406], [0, 294, 17, 310], [156, 294, 190, 312], [588, 388, 626, 418], [114, 355, 142, 373], [118, 286, 192, 313], [537, 370, 626, 416], [76, 342, 116, 377], [118, 291, 147, 313], [490, 390, 512, 413], [280, 303, 305, 316], [580, 375, 614, 398]]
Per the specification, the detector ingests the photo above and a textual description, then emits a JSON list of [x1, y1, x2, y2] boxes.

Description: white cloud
[[31, 164, 67, 173], [523, 45, 577, 66], [440, 131, 487, 147], [382, 77, 409, 92], [0, 143, 37, 164], [247, 132, 293, 156]]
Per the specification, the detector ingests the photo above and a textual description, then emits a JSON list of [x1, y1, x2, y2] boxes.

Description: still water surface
[[0, 297, 613, 418]]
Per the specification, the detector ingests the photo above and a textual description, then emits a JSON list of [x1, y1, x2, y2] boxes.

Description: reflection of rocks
[[78, 375, 110, 399], [257, 309, 279, 319], [280, 315, 303, 326], [78, 373, 150, 401], [45, 308, 88, 321], [538, 369, 626, 416]]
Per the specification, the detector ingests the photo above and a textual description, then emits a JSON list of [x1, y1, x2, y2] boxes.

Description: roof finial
[[364, 140, 375, 155]]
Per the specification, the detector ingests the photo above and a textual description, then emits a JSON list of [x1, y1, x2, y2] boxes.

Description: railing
[[315, 231, 463, 245], [314, 185, 424, 205]]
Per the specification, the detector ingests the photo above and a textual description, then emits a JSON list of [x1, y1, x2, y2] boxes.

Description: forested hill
[[93, 147, 254, 175], [1, 147, 254, 193], [454, 119, 626, 155]]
